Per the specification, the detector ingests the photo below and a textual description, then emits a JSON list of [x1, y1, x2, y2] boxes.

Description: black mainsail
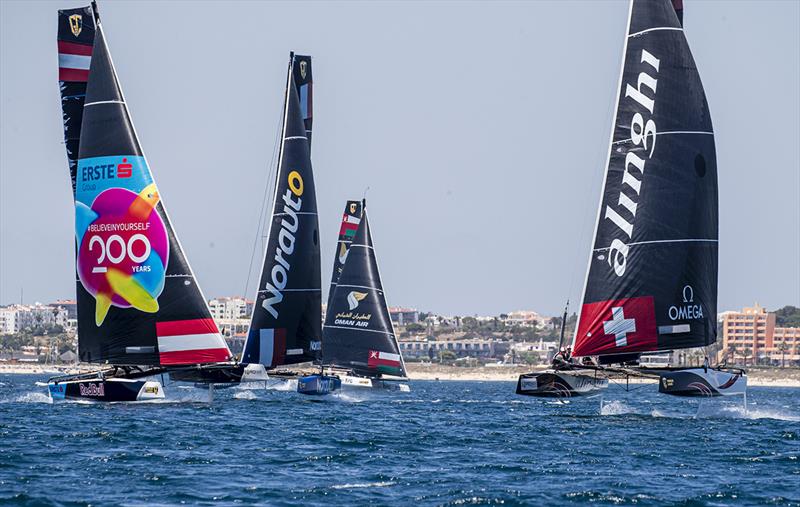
[[241, 54, 322, 368], [326, 200, 363, 312], [573, 0, 717, 358], [323, 208, 406, 378], [73, 4, 231, 366]]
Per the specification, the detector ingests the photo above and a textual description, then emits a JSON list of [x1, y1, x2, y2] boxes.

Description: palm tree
[[726, 344, 737, 365], [778, 341, 790, 368], [742, 346, 752, 367]]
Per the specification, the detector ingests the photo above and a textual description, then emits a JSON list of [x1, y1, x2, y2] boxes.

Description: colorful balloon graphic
[[75, 183, 169, 325]]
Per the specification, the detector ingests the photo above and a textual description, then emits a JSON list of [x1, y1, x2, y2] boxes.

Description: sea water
[[1, 374, 798, 505]]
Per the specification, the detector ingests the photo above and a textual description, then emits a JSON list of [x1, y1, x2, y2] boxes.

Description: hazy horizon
[[1, 0, 798, 317]]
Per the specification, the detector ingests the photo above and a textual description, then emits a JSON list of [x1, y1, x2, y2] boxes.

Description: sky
[[0, 0, 798, 317]]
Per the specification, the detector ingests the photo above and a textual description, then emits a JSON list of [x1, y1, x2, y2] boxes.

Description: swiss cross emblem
[[603, 307, 637, 347], [574, 296, 657, 356]]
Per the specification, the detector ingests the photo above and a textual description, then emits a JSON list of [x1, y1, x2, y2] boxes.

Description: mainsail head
[[323, 208, 406, 378], [241, 54, 322, 368], [573, 0, 717, 358], [72, 6, 231, 366], [326, 200, 363, 311], [57, 5, 96, 197]]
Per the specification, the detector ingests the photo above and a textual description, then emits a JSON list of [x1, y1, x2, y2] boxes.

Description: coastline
[[3, 363, 799, 388]]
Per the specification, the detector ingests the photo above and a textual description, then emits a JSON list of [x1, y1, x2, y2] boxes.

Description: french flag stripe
[[258, 328, 286, 367], [58, 40, 93, 56], [157, 318, 218, 337], [59, 53, 91, 70]]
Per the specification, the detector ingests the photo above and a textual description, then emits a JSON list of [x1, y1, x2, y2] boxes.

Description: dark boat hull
[[516, 370, 608, 398], [169, 364, 245, 385], [297, 374, 341, 395], [658, 368, 746, 397], [48, 377, 164, 402]]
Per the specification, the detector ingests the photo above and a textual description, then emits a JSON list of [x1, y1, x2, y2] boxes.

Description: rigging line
[[243, 112, 284, 300]]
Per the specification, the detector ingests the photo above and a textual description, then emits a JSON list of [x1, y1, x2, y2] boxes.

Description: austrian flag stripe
[[58, 41, 92, 82], [573, 296, 658, 357], [156, 318, 230, 365]]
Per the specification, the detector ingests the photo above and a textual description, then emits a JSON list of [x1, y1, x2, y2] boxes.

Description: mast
[[322, 205, 407, 378], [557, 301, 568, 350], [572, 0, 717, 358], [241, 54, 322, 368], [72, 4, 231, 366]]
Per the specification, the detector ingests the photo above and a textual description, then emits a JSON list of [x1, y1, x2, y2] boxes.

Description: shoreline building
[[719, 303, 800, 365], [0, 304, 70, 334], [389, 307, 420, 326], [208, 297, 253, 337]]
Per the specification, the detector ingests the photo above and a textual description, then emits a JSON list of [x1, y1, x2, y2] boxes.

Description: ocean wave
[[330, 481, 396, 490]]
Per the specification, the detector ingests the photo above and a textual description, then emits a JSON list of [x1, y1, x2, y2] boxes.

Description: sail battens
[[258, 289, 321, 293], [593, 238, 717, 251], [273, 212, 318, 216], [84, 99, 125, 106], [284, 136, 308, 141], [335, 284, 382, 291], [324, 325, 395, 336], [628, 26, 683, 38], [612, 130, 714, 145]]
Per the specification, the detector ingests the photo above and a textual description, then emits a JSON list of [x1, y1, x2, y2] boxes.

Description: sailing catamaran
[[299, 203, 410, 394], [49, 2, 234, 402], [239, 53, 323, 381], [296, 200, 360, 395], [516, 0, 746, 398]]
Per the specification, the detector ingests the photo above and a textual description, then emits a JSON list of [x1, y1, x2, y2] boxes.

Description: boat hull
[[48, 377, 165, 402], [297, 374, 342, 395], [516, 370, 608, 398], [340, 374, 411, 392], [658, 368, 747, 397]]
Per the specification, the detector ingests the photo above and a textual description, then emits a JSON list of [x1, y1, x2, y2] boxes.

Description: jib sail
[[323, 209, 407, 378], [241, 54, 322, 368], [573, 0, 717, 357], [73, 5, 231, 366], [326, 200, 363, 311], [57, 5, 95, 197]]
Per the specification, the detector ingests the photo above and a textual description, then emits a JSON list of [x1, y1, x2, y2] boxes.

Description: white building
[[208, 297, 253, 337], [0, 304, 69, 334], [503, 310, 545, 328]]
